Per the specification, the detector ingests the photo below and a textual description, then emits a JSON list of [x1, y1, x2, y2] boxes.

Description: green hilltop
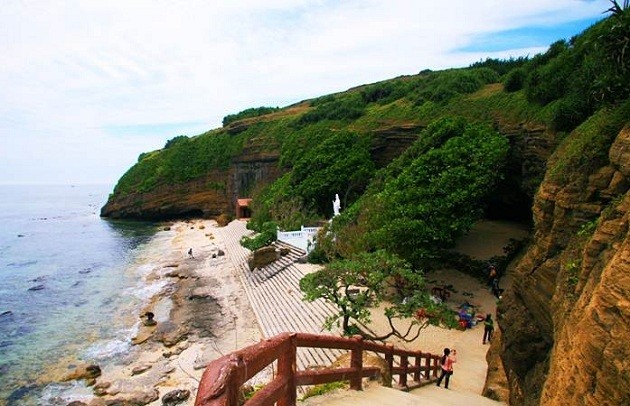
[[106, 9, 629, 269]]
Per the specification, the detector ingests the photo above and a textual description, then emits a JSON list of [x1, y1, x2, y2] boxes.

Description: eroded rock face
[[494, 125, 630, 405]]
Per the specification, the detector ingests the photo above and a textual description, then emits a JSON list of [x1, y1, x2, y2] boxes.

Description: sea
[[0, 184, 165, 405]]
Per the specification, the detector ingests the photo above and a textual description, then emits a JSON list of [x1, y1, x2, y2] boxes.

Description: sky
[[0, 0, 611, 186]]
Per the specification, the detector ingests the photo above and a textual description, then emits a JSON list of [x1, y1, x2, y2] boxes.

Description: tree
[[299, 250, 455, 340], [358, 118, 509, 265], [291, 130, 375, 216]]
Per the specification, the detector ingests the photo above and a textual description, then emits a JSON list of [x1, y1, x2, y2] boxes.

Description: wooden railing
[[194, 332, 441, 406]]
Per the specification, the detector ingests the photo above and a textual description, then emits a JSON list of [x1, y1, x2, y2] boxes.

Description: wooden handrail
[[194, 332, 441, 406]]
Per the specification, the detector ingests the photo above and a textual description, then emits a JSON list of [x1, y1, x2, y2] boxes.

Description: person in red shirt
[[436, 348, 457, 388]]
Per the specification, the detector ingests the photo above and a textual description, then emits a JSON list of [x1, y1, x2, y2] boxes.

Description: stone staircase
[[216, 221, 344, 370], [301, 384, 505, 405]]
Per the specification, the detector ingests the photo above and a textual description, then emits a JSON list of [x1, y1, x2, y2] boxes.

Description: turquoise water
[[0, 185, 159, 405]]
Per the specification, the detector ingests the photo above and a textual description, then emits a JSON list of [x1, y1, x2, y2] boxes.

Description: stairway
[[301, 384, 505, 405], [216, 221, 344, 370]]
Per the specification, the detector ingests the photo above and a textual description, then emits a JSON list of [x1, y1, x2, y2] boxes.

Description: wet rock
[[67, 401, 88, 406], [163, 226, 171, 231], [154, 321, 188, 347], [62, 363, 102, 382], [28, 284, 45, 291], [131, 364, 152, 376], [161, 389, 190, 405], [0, 310, 12, 317]]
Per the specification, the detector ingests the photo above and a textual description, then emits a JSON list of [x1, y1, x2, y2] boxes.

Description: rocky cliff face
[[494, 125, 629, 405]]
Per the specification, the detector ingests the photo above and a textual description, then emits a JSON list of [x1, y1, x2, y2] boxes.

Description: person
[[491, 277, 503, 299], [436, 348, 457, 388], [488, 265, 497, 285], [483, 313, 494, 344], [188, 248, 194, 259], [143, 311, 157, 326]]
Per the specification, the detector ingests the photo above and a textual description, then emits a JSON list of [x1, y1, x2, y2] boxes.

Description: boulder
[[93, 381, 111, 397], [62, 364, 102, 382], [161, 389, 191, 405], [131, 364, 152, 376], [247, 246, 280, 270], [100, 388, 159, 406]]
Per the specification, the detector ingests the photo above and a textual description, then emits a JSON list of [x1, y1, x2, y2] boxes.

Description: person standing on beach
[[436, 348, 457, 388], [483, 314, 494, 344], [188, 248, 194, 259]]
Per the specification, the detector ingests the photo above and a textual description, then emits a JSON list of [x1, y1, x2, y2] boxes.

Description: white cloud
[[0, 0, 610, 185]]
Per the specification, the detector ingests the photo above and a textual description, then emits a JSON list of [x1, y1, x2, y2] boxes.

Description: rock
[[62, 363, 102, 382], [0, 310, 12, 317], [198, 224, 205, 230], [493, 125, 630, 405], [131, 364, 152, 375], [154, 321, 188, 347], [67, 401, 88, 406], [163, 226, 171, 231], [217, 249, 225, 256], [131, 329, 153, 345], [161, 389, 190, 405], [93, 381, 111, 396], [247, 246, 280, 270], [102, 389, 159, 406], [28, 284, 45, 291]]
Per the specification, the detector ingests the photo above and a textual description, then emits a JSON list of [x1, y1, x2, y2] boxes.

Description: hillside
[[101, 8, 629, 406]]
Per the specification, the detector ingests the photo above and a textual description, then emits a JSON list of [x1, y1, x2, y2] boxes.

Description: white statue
[[333, 194, 341, 216]]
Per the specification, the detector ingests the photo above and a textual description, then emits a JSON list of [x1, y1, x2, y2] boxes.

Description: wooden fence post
[[350, 335, 363, 390], [384, 343, 394, 388], [413, 353, 421, 383], [399, 354, 408, 389], [277, 335, 296, 406]]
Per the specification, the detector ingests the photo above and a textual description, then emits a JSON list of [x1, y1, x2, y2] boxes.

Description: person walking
[[483, 314, 494, 344], [436, 348, 457, 389]]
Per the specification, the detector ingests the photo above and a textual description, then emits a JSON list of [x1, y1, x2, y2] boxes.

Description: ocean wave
[[83, 337, 131, 361]]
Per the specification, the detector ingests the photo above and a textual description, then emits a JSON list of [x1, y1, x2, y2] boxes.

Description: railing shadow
[[195, 332, 441, 406]]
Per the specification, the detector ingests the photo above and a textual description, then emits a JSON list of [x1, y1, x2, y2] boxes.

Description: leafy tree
[[240, 221, 278, 250], [291, 130, 375, 216], [164, 135, 188, 149], [352, 118, 509, 266], [299, 250, 454, 339]]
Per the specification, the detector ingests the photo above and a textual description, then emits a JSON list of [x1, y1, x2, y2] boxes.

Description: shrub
[[222, 106, 280, 126], [504, 68, 526, 92], [240, 221, 277, 250]]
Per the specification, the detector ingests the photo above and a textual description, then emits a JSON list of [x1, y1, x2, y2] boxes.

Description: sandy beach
[[52, 218, 528, 405]]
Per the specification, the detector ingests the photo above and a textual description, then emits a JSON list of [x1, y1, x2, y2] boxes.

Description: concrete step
[[301, 384, 505, 406], [217, 221, 344, 371]]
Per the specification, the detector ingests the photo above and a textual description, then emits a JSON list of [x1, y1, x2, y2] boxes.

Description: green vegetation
[[338, 118, 510, 267], [113, 129, 245, 195], [301, 381, 348, 400], [106, 9, 629, 338], [222, 106, 280, 126], [299, 250, 455, 338]]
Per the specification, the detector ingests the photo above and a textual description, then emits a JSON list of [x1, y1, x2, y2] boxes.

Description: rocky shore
[[50, 219, 263, 406]]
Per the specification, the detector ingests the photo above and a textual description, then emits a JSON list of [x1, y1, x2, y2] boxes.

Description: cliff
[[494, 119, 629, 404]]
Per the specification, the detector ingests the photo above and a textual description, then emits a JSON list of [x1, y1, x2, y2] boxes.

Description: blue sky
[[0, 0, 610, 186]]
